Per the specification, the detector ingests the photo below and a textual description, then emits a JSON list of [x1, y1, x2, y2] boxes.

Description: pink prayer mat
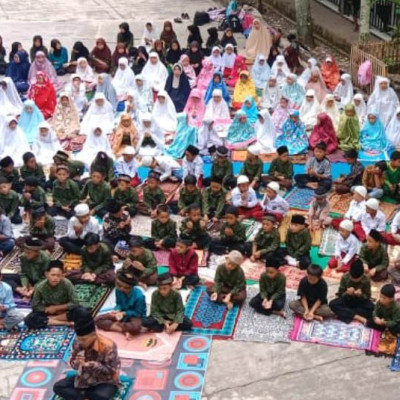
[[98, 330, 182, 361], [279, 266, 307, 290], [240, 259, 265, 282]]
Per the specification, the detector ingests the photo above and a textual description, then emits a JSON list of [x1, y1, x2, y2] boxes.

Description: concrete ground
[[0, 0, 399, 399]]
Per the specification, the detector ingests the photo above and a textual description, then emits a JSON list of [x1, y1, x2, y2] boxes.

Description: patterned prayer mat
[[54, 218, 68, 238], [207, 220, 224, 240], [327, 192, 352, 216], [241, 219, 262, 241], [75, 284, 111, 315], [130, 214, 183, 238], [185, 286, 240, 339], [231, 150, 248, 162], [290, 316, 380, 352], [279, 266, 307, 291], [138, 181, 181, 204], [0, 327, 75, 360], [240, 259, 265, 282], [278, 210, 308, 243], [318, 226, 338, 257], [390, 337, 400, 371], [98, 330, 182, 361], [323, 267, 343, 282], [377, 331, 397, 357], [233, 287, 296, 343], [284, 187, 315, 210]]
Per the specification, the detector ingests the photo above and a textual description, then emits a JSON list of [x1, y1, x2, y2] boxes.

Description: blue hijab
[[6, 51, 30, 84], [240, 96, 258, 124], [226, 110, 255, 145], [96, 73, 119, 111], [18, 100, 45, 144], [360, 112, 387, 152], [166, 113, 197, 159], [204, 71, 231, 104]]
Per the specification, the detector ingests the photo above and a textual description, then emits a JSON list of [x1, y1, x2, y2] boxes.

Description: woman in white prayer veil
[[32, 121, 61, 165], [0, 77, 23, 115], [321, 93, 341, 130], [260, 76, 281, 111], [334, 73, 354, 109], [204, 89, 231, 133], [197, 118, 223, 155], [151, 90, 178, 134], [253, 109, 277, 154], [270, 55, 290, 91], [352, 93, 367, 127], [0, 84, 16, 117], [141, 52, 169, 91], [386, 106, 400, 147], [136, 112, 165, 157], [367, 76, 399, 128], [133, 74, 154, 113], [298, 57, 318, 88], [0, 116, 30, 167], [80, 92, 115, 136], [113, 57, 136, 98], [299, 89, 321, 131]]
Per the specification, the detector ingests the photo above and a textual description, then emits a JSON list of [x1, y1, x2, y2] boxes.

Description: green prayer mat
[[75, 284, 111, 315], [311, 247, 330, 270]]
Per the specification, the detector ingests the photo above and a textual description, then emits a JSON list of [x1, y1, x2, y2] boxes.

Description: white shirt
[[335, 233, 359, 264], [116, 159, 138, 178], [361, 210, 386, 235], [391, 211, 400, 234], [182, 156, 204, 181], [153, 155, 180, 182], [67, 216, 101, 239], [344, 199, 366, 222], [261, 194, 289, 215], [231, 187, 258, 208]]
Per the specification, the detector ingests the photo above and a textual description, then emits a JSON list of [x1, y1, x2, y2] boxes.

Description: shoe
[[174, 17, 183, 23]]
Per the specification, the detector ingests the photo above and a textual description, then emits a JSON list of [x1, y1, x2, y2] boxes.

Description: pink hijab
[[184, 88, 206, 127], [305, 67, 328, 104], [196, 58, 214, 94], [28, 51, 62, 91], [180, 54, 197, 83]]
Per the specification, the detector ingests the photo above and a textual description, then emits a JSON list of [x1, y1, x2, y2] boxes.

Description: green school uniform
[[268, 158, 294, 179], [337, 273, 371, 300], [202, 187, 226, 218], [52, 179, 81, 208], [81, 243, 113, 275], [211, 159, 233, 180], [20, 186, 47, 208], [220, 221, 246, 242], [178, 187, 202, 212], [113, 187, 139, 209], [151, 219, 177, 242], [20, 164, 46, 183], [143, 186, 166, 211], [80, 180, 111, 212], [20, 250, 51, 287], [0, 168, 20, 186], [285, 228, 311, 258], [373, 301, 400, 328], [123, 249, 157, 278], [0, 190, 19, 218], [150, 289, 185, 324], [259, 272, 286, 300], [359, 244, 389, 273], [29, 215, 55, 238], [214, 264, 246, 295], [240, 158, 263, 182], [254, 228, 281, 255]]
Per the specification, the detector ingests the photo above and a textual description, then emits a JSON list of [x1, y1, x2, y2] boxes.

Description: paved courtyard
[[0, 0, 400, 399]]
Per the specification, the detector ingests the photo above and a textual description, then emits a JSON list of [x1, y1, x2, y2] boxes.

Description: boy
[[306, 187, 331, 231], [231, 175, 263, 221], [113, 174, 139, 217], [95, 270, 147, 337], [329, 259, 374, 324], [142, 273, 193, 333], [47, 165, 80, 219], [284, 214, 311, 270], [384, 209, 400, 246], [59, 204, 101, 255], [142, 171, 166, 218], [50, 150, 85, 187], [383, 150, 400, 199], [115, 146, 140, 187], [177, 175, 202, 216], [182, 145, 203, 182], [289, 264, 335, 321], [80, 169, 111, 218], [169, 238, 199, 288], [249, 254, 286, 317], [180, 204, 210, 249], [67, 233, 115, 285], [141, 155, 181, 182], [207, 250, 247, 310], [0, 207, 15, 257], [19, 177, 47, 214], [208, 146, 234, 189], [328, 220, 358, 273], [261, 181, 289, 222], [0, 176, 21, 224], [359, 230, 389, 282], [0, 271, 24, 330], [240, 145, 263, 189], [251, 214, 280, 262], [0, 156, 22, 193], [25, 206, 55, 252], [122, 237, 157, 287], [334, 149, 364, 194], [366, 284, 400, 335], [295, 142, 332, 191], [265, 145, 293, 190], [24, 260, 79, 329], [362, 160, 386, 199], [360, 198, 386, 241], [146, 204, 177, 250], [202, 176, 227, 222], [20, 152, 46, 188]]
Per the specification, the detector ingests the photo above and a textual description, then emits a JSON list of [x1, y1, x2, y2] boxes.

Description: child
[[202, 176, 227, 222], [59, 204, 101, 255], [20, 177, 47, 216], [47, 165, 80, 219], [265, 145, 293, 190], [141, 155, 181, 182], [362, 160, 386, 199], [249, 254, 286, 317], [182, 145, 203, 183], [261, 182, 289, 222], [180, 204, 210, 249], [360, 198, 386, 242], [294, 142, 332, 191], [284, 214, 311, 270], [168, 238, 199, 288], [20, 152, 46, 188], [142, 172, 166, 218], [329, 259, 374, 324], [333, 149, 364, 194], [95, 270, 147, 338], [177, 175, 202, 216], [80, 169, 111, 218], [67, 233, 115, 285], [208, 146, 234, 189], [328, 220, 358, 272], [240, 146, 263, 189], [306, 187, 331, 231], [115, 146, 140, 187], [25, 207, 55, 252], [0, 207, 15, 257], [384, 209, 400, 246], [0, 177, 21, 224], [289, 264, 335, 321], [51, 150, 85, 186], [366, 284, 400, 335], [383, 150, 400, 200], [359, 230, 389, 282], [142, 273, 193, 333], [210, 205, 248, 256], [0, 156, 22, 193], [122, 237, 157, 287], [251, 214, 280, 262], [207, 250, 247, 310], [24, 260, 79, 329], [0, 271, 24, 330], [113, 174, 139, 217], [146, 204, 177, 250], [231, 175, 263, 221]]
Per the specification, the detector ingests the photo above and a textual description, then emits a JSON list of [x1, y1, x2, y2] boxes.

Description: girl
[[334, 73, 354, 109], [142, 21, 158, 50], [78, 127, 112, 166], [136, 113, 165, 157], [96, 73, 118, 111], [270, 55, 291, 91], [90, 38, 112, 73], [204, 89, 231, 130], [132, 74, 153, 113], [197, 118, 223, 155], [117, 22, 134, 48], [187, 41, 204, 76], [241, 96, 258, 124], [337, 104, 361, 151], [321, 56, 340, 91], [166, 113, 197, 159], [196, 58, 215, 94], [276, 110, 308, 155], [112, 113, 139, 157], [271, 96, 290, 135], [19, 100, 44, 144], [220, 28, 237, 49], [141, 52, 169, 92], [32, 121, 61, 165], [261, 76, 281, 111], [232, 71, 256, 109], [131, 46, 149, 75], [166, 40, 182, 66], [360, 112, 388, 153], [226, 55, 247, 88], [187, 25, 203, 48], [299, 89, 321, 131], [111, 43, 128, 72], [208, 46, 224, 73], [165, 64, 191, 113], [386, 107, 400, 148], [321, 93, 341, 130], [298, 57, 318, 88], [352, 93, 367, 127], [75, 57, 95, 90], [64, 75, 88, 115], [204, 71, 230, 104], [64, 41, 90, 73], [222, 44, 236, 79], [309, 113, 338, 155], [305, 67, 328, 104], [28, 51, 62, 91], [184, 89, 206, 128], [6, 51, 30, 93], [251, 54, 271, 96], [48, 39, 68, 75], [205, 28, 220, 55], [254, 109, 277, 154], [27, 72, 57, 119], [29, 35, 48, 62], [160, 21, 177, 49], [179, 54, 197, 88], [226, 110, 256, 149], [281, 73, 305, 108], [113, 57, 136, 98], [152, 90, 178, 134]]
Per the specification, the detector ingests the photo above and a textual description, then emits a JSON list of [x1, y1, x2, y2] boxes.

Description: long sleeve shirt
[[268, 158, 293, 179], [178, 187, 202, 212], [254, 228, 281, 255], [211, 159, 233, 180], [151, 219, 177, 242], [391, 211, 400, 234], [180, 218, 208, 241], [336, 273, 371, 300], [231, 187, 258, 208], [168, 248, 198, 277], [116, 158, 138, 178], [240, 158, 263, 182], [182, 156, 204, 181], [20, 250, 51, 287], [261, 193, 289, 215], [82, 243, 114, 275], [373, 301, 400, 328], [52, 179, 80, 208], [220, 221, 246, 243], [143, 186, 166, 211], [202, 187, 226, 218], [359, 243, 389, 272], [80, 181, 111, 212], [259, 272, 286, 300], [334, 232, 359, 264], [67, 216, 101, 240], [285, 228, 311, 259], [154, 155, 180, 182], [29, 215, 55, 239], [0, 215, 13, 239], [344, 199, 366, 222], [103, 212, 131, 240], [123, 249, 157, 278], [150, 289, 185, 324], [361, 210, 386, 235], [113, 187, 139, 209], [0, 190, 19, 218], [115, 286, 147, 318], [214, 263, 246, 295], [306, 156, 331, 178], [0, 281, 16, 310], [19, 187, 46, 208]]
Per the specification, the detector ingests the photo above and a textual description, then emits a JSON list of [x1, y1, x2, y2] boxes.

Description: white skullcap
[[248, 145, 260, 156], [141, 156, 153, 167], [237, 175, 250, 185], [354, 186, 367, 198], [267, 182, 280, 193], [366, 198, 379, 210], [339, 219, 354, 232], [122, 146, 136, 155], [74, 203, 90, 217]]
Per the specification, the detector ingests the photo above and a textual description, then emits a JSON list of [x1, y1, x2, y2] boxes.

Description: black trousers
[[276, 248, 311, 270], [53, 375, 117, 400], [59, 237, 85, 255], [329, 296, 374, 324], [180, 232, 210, 250], [249, 293, 286, 316], [47, 205, 76, 219], [142, 316, 193, 332], [208, 239, 252, 257], [10, 209, 22, 224], [366, 320, 400, 335], [294, 174, 332, 191], [144, 237, 177, 250]]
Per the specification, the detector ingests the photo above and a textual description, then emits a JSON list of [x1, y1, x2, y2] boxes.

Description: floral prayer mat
[[290, 316, 380, 352], [241, 219, 262, 241], [74, 284, 111, 315], [54, 218, 69, 238], [323, 267, 343, 283], [240, 259, 265, 282], [390, 337, 400, 371], [185, 286, 240, 339], [318, 226, 338, 257], [279, 266, 307, 291], [327, 192, 352, 216], [284, 187, 315, 211], [233, 287, 296, 343], [377, 331, 397, 357]]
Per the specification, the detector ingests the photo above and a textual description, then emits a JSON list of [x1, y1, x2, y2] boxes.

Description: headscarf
[[281, 73, 305, 108], [360, 112, 387, 152], [117, 23, 134, 47], [112, 112, 139, 155], [222, 44, 236, 70], [352, 93, 367, 127], [321, 55, 340, 91], [141, 52, 169, 91], [208, 47, 224, 72], [386, 106, 400, 147], [298, 57, 318, 88], [165, 64, 191, 112], [334, 73, 354, 109], [271, 98, 290, 135], [111, 43, 128, 67], [152, 89, 178, 132], [136, 112, 165, 156], [204, 89, 231, 122], [179, 54, 197, 87], [254, 109, 277, 153], [196, 58, 215, 93], [166, 113, 197, 159], [337, 104, 360, 151], [226, 55, 247, 87], [18, 100, 45, 144], [70, 41, 90, 62], [75, 57, 95, 83], [251, 54, 271, 90], [64, 74, 88, 113], [261, 77, 281, 110], [78, 126, 112, 165], [299, 89, 321, 129], [50, 92, 80, 139], [32, 121, 61, 164], [27, 71, 57, 119], [96, 73, 119, 110], [160, 21, 177, 49], [245, 18, 272, 60], [232, 71, 256, 104], [6, 50, 30, 86], [309, 113, 338, 154], [113, 57, 136, 96], [240, 96, 258, 123], [187, 25, 203, 47], [166, 40, 182, 65], [321, 93, 341, 129], [184, 88, 206, 127], [0, 77, 23, 114], [186, 41, 205, 75], [28, 51, 62, 91], [271, 54, 291, 76], [305, 67, 328, 104], [221, 29, 238, 49], [197, 118, 223, 154], [91, 38, 112, 66], [226, 110, 256, 148], [0, 83, 17, 117], [204, 71, 230, 104], [133, 74, 153, 113]]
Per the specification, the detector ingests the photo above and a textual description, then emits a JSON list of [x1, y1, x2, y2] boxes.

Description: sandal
[[174, 17, 183, 23]]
